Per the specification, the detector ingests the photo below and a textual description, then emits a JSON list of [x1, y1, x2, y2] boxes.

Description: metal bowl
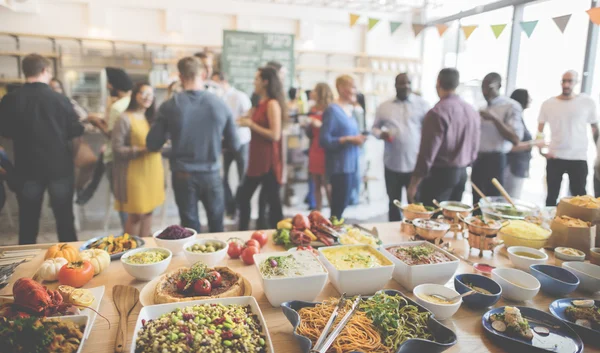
[[400, 219, 416, 236], [401, 205, 437, 221], [461, 216, 506, 236], [412, 218, 451, 241], [439, 201, 473, 219]]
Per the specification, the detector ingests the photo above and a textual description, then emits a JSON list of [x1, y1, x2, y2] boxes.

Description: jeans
[[384, 168, 412, 221], [330, 173, 353, 219], [471, 152, 507, 205], [172, 171, 224, 233], [418, 167, 468, 207], [18, 177, 77, 245], [546, 158, 588, 206], [105, 161, 128, 230], [223, 143, 249, 216], [238, 170, 283, 231]]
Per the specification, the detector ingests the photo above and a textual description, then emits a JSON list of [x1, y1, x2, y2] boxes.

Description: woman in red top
[[237, 67, 287, 230], [307, 83, 334, 211]]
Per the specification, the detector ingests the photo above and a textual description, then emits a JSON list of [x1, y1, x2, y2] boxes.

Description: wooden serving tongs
[[113, 285, 140, 353]]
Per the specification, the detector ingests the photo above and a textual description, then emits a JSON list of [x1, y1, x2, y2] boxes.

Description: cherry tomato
[[227, 242, 243, 259], [241, 246, 260, 265], [251, 231, 268, 247], [176, 279, 188, 293], [58, 261, 94, 288], [245, 239, 261, 249], [193, 278, 212, 296], [207, 271, 222, 287]]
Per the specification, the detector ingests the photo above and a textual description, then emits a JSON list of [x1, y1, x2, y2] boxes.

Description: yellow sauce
[[418, 294, 452, 305], [321, 246, 390, 270], [513, 251, 544, 259]]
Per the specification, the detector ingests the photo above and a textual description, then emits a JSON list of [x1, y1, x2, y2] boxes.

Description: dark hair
[[194, 52, 210, 60], [266, 61, 282, 72], [438, 68, 460, 91], [177, 57, 203, 80], [288, 87, 298, 100], [126, 82, 156, 123], [22, 54, 51, 78], [212, 71, 226, 81], [510, 89, 530, 110], [484, 72, 502, 86], [50, 77, 64, 92], [258, 67, 288, 121]]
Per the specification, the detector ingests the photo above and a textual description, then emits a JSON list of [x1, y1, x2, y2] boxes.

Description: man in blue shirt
[[147, 57, 240, 233]]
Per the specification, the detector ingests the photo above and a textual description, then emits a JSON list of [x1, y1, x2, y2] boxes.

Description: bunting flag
[[520, 20, 538, 38], [390, 21, 402, 35], [412, 24, 426, 37], [552, 14, 572, 33], [461, 25, 478, 40], [490, 24, 507, 39], [368, 18, 380, 31], [436, 24, 449, 37], [349, 13, 360, 27], [587, 7, 600, 25]]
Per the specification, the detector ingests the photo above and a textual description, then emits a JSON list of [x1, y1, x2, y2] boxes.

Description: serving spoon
[[430, 290, 476, 303]]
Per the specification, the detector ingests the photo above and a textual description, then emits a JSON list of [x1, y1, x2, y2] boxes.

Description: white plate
[[42, 315, 90, 353], [130, 296, 274, 353]]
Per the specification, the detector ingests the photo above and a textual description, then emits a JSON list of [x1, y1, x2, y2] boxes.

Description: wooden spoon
[[491, 178, 517, 209], [113, 285, 140, 353], [471, 183, 490, 203]]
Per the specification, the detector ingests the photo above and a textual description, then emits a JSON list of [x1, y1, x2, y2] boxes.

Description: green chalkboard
[[221, 30, 295, 96]]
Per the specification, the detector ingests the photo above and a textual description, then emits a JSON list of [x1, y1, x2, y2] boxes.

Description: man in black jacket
[[0, 54, 84, 244]]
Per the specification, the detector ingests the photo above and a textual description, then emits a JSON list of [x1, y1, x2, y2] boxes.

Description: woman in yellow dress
[[112, 83, 164, 237]]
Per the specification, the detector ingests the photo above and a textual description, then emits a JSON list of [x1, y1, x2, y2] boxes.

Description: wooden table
[[1, 223, 599, 353]]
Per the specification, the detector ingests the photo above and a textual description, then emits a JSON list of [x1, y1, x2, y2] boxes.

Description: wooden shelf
[[0, 51, 58, 58], [153, 58, 178, 65], [0, 78, 24, 84]]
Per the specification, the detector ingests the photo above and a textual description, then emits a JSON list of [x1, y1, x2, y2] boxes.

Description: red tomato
[[207, 271, 222, 287], [193, 278, 212, 296], [251, 231, 268, 247], [241, 246, 260, 265], [245, 239, 261, 249], [58, 261, 94, 288], [227, 242, 243, 259], [176, 279, 188, 293]]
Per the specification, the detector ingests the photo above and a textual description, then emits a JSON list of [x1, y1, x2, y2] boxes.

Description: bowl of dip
[[254, 250, 327, 307], [121, 247, 172, 281], [319, 245, 394, 296], [413, 284, 462, 320], [555, 247, 586, 263], [507, 246, 548, 272]]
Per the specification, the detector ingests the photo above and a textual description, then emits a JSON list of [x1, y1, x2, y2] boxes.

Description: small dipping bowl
[[454, 273, 501, 309], [507, 246, 548, 272], [491, 268, 540, 302], [473, 262, 496, 276], [555, 247, 586, 264], [529, 264, 580, 297], [413, 284, 462, 320], [589, 247, 600, 266]]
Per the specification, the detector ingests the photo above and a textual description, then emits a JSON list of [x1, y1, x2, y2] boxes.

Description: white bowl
[[563, 261, 600, 293], [413, 284, 462, 320], [253, 250, 328, 307], [318, 244, 394, 296], [183, 239, 228, 268], [381, 241, 459, 291], [129, 296, 273, 353], [555, 247, 586, 262], [491, 268, 540, 302], [507, 246, 548, 272], [152, 227, 197, 255], [121, 247, 172, 281]]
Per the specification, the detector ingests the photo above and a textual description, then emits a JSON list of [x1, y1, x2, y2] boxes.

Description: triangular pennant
[[390, 21, 402, 34], [587, 7, 600, 25], [520, 20, 538, 38], [349, 13, 360, 28], [552, 14, 572, 33], [412, 24, 426, 37], [368, 18, 380, 31], [436, 24, 449, 37], [461, 25, 478, 40], [490, 24, 507, 39]]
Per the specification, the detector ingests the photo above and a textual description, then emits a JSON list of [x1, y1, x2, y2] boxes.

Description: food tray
[[80, 235, 145, 260], [281, 289, 457, 353], [550, 298, 600, 346]]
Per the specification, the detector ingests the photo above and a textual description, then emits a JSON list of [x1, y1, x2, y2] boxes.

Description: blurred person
[[349, 92, 367, 206], [194, 51, 214, 78], [112, 83, 164, 237], [471, 72, 523, 205], [167, 80, 182, 99], [147, 57, 239, 233], [0, 54, 84, 244], [539, 70, 599, 206], [211, 71, 253, 218], [407, 68, 480, 206], [320, 75, 366, 219], [307, 82, 334, 211], [372, 73, 430, 221], [237, 67, 286, 230]]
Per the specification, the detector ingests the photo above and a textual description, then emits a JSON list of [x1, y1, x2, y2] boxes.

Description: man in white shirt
[[538, 70, 599, 206], [372, 73, 430, 221], [212, 71, 253, 217]]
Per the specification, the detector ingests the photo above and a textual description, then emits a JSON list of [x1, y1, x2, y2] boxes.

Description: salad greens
[[273, 228, 294, 249]]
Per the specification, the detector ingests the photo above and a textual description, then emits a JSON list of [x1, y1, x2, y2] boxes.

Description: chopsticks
[[310, 296, 362, 353], [491, 178, 517, 209]]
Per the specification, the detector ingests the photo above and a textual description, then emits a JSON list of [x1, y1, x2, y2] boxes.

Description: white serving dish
[[413, 284, 461, 320], [507, 246, 548, 272], [318, 244, 394, 296], [491, 268, 540, 302], [563, 261, 600, 293], [381, 241, 460, 291], [121, 247, 172, 281], [152, 227, 197, 255], [555, 247, 586, 262], [48, 315, 89, 353], [254, 251, 328, 307], [80, 285, 104, 339], [129, 296, 274, 353], [183, 238, 228, 267]]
